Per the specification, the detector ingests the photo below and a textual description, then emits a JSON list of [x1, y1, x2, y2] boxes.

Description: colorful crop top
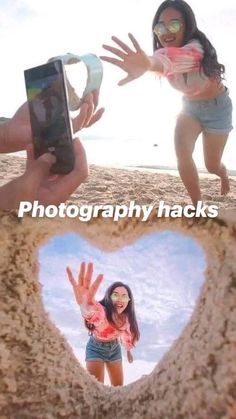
[[80, 301, 134, 350], [154, 39, 212, 96]]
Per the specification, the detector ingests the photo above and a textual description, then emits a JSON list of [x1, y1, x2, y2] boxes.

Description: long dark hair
[[152, 0, 225, 82], [85, 281, 140, 345]]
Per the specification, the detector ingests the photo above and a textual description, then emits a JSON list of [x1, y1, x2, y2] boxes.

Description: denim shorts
[[85, 335, 122, 363], [181, 88, 233, 134]]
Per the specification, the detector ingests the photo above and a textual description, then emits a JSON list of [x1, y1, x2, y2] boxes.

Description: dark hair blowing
[[152, 0, 225, 81], [85, 281, 140, 345]]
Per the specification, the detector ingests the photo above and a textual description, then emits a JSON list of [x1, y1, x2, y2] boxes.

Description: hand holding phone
[[0, 96, 105, 209]]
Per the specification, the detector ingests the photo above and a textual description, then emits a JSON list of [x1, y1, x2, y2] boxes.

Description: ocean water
[[80, 133, 236, 172], [39, 230, 206, 385], [14, 132, 235, 173]]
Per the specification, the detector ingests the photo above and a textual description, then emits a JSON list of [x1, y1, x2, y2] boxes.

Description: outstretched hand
[[66, 262, 104, 306], [101, 33, 151, 86]]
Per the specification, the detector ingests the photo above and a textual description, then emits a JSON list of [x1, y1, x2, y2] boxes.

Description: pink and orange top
[[154, 39, 212, 96], [81, 301, 134, 350]]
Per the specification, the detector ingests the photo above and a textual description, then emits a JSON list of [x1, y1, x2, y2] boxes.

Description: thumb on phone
[[23, 152, 56, 193]]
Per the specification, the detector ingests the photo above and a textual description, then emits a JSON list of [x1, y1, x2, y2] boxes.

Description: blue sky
[[39, 230, 206, 384]]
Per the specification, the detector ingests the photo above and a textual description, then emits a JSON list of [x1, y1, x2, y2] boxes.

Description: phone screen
[[24, 60, 75, 174]]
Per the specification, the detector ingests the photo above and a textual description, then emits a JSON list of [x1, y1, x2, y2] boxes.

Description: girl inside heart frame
[[66, 261, 140, 386]]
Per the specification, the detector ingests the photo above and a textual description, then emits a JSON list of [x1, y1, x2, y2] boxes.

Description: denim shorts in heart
[[85, 335, 122, 363], [181, 88, 233, 134]]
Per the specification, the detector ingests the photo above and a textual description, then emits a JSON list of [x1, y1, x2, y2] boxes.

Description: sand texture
[[0, 211, 236, 418], [0, 154, 236, 209]]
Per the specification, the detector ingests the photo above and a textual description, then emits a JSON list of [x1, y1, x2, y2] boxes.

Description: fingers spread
[[66, 266, 76, 287], [82, 93, 94, 126], [118, 75, 135, 86], [72, 103, 89, 133], [79, 261, 86, 286], [89, 274, 104, 300], [72, 92, 102, 132], [86, 107, 105, 128], [111, 36, 133, 54], [100, 56, 124, 68], [102, 44, 127, 59], [84, 262, 93, 289], [128, 33, 142, 52]]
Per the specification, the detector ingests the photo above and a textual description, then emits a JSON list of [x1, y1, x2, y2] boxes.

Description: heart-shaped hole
[[39, 230, 206, 385], [1, 213, 235, 418]]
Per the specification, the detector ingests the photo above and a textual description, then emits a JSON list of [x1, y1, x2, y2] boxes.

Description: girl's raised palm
[[66, 262, 103, 306], [100, 33, 151, 86]]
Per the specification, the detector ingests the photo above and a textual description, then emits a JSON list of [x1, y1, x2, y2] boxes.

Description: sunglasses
[[153, 19, 183, 37], [111, 292, 130, 303]]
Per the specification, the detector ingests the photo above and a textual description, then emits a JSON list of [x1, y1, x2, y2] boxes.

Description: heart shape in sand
[[0, 213, 236, 418], [39, 230, 206, 384]]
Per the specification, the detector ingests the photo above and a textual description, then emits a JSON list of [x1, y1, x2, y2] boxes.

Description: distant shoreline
[[2, 153, 236, 178], [96, 163, 236, 178], [134, 165, 236, 177]]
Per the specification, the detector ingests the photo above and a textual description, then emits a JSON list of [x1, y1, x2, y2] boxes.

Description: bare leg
[[174, 114, 202, 206], [106, 361, 124, 386], [86, 361, 105, 383], [202, 131, 230, 195]]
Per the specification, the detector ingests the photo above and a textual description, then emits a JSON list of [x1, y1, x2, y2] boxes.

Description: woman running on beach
[[66, 262, 140, 386], [100, 0, 233, 206]]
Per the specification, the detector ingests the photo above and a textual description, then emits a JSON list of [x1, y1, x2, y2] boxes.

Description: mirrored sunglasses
[[154, 19, 183, 37], [111, 293, 130, 303]]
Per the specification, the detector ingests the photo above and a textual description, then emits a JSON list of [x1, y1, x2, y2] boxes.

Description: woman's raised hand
[[100, 33, 151, 86], [66, 262, 103, 306]]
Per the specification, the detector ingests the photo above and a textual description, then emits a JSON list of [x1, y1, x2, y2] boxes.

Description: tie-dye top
[[80, 301, 134, 350], [154, 39, 211, 96]]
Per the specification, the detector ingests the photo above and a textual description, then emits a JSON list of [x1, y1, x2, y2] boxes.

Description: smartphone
[[24, 59, 75, 174]]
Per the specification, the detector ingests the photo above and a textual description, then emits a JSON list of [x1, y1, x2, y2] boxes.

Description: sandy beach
[[0, 153, 235, 209]]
